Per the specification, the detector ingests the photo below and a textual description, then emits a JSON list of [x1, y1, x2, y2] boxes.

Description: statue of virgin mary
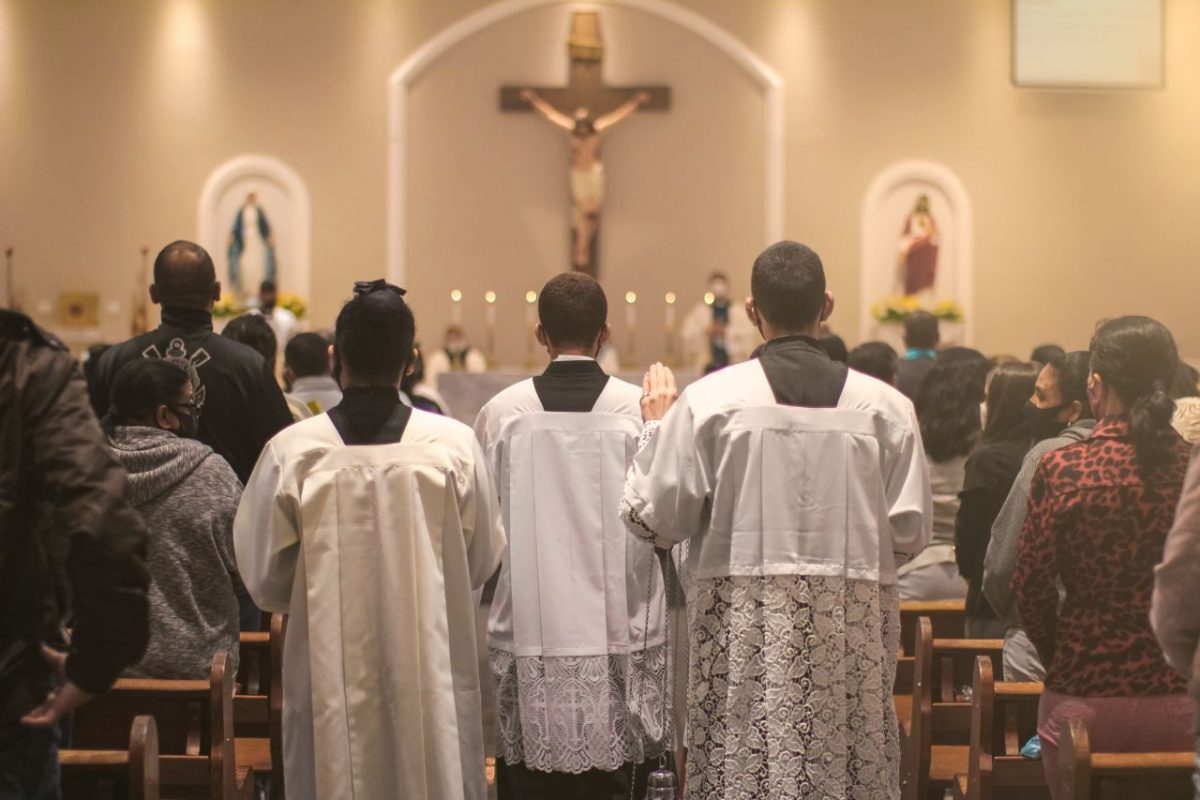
[[227, 191, 277, 301]]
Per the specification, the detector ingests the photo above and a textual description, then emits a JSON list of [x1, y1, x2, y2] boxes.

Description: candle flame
[[485, 291, 497, 304], [525, 291, 537, 304], [450, 289, 463, 302], [703, 292, 715, 306], [665, 292, 677, 305], [625, 292, 637, 304]]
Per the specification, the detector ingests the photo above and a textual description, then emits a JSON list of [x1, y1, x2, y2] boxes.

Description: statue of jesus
[[521, 88, 650, 271]]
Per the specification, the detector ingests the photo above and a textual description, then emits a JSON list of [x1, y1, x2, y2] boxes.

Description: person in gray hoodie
[[982, 351, 1093, 681], [102, 358, 241, 679]]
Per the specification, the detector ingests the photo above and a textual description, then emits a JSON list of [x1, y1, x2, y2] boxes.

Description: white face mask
[[709, 282, 729, 301]]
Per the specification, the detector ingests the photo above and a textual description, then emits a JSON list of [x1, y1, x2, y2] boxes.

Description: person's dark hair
[[334, 286, 416, 385], [848, 341, 899, 384], [915, 359, 990, 462], [1030, 344, 1065, 366], [538, 272, 608, 350], [819, 333, 848, 364], [1169, 361, 1200, 400], [222, 313, 278, 367], [750, 241, 826, 332], [285, 332, 331, 379], [1047, 350, 1091, 412], [1089, 315, 1180, 472], [101, 358, 191, 436], [983, 361, 1039, 441], [937, 346, 989, 366], [903, 311, 939, 350], [153, 240, 216, 307], [260, 281, 276, 294]]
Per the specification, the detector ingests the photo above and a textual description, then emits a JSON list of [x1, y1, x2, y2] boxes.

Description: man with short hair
[[849, 340, 900, 385], [234, 280, 506, 800], [89, 240, 293, 483], [1, 309, 150, 798], [622, 241, 931, 798], [474, 273, 671, 799], [896, 309, 940, 399], [284, 332, 342, 414]]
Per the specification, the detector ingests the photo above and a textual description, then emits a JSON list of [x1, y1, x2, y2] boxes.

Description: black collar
[[160, 306, 215, 331]]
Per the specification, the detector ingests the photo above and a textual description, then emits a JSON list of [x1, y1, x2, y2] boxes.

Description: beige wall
[[2, 0, 1198, 362]]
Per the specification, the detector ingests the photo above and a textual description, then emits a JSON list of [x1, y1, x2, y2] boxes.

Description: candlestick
[[525, 290, 538, 368], [624, 291, 637, 367], [664, 291, 678, 367], [484, 291, 497, 367], [450, 289, 463, 325]]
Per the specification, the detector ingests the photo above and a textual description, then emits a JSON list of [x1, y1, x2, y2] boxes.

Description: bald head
[[151, 240, 218, 308]]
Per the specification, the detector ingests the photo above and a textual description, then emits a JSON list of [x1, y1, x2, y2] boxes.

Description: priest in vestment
[[233, 280, 506, 800], [474, 273, 672, 799], [680, 272, 757, 373], [622, 242, 932, 799]]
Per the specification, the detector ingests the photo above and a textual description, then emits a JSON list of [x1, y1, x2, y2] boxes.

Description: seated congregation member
[[1014, 316, 1194, 793], [233, 280, 506, 800], [1151, 444, 1200, 794], [849, 340, 899, 385], [223, 312, 312, 422], [101, 359, 241, 679], [474, 272, 670, 799], [898, 357, 988, 601], [622, 242, 932, 798], [982, 351, 1093, 681], [89, 240, 293, 483], [954, 361, 1038, 639], [896, 310, 939, 399], [284, 331, 342, 414], [1030, 343, 1065, 365], [818, 331, 848, 363]]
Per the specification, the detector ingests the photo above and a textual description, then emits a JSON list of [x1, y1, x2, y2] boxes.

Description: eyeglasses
[[353, 279, 407, 297]]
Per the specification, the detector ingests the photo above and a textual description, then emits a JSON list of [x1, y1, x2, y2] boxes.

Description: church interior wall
[[1, 0, 1196, 360]]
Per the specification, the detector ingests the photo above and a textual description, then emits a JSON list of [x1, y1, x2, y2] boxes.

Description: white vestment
[[233, 411, 506, 800], [622, 356, 931, 799], [427, 347, 488, 393], [679, 301, 758, 372], [474, 370, 670, 774]]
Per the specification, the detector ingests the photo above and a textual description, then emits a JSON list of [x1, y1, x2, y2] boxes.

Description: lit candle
[[625, 291, 637, 328], [525, 290, 538, 327], [664, 291, 677, 330], [484, 291, 497, 325], [484, 291, 498, 367], [704, 291, 715, 306], [450, 289, 463, 325]]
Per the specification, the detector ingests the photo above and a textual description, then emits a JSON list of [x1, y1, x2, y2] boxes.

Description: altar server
[[234, 280, 505, 800], [622, 241, 932, 799], [474, 272, 671, 800]]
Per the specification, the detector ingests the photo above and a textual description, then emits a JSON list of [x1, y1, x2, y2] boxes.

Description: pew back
[[1060, 718, 1194, 800]]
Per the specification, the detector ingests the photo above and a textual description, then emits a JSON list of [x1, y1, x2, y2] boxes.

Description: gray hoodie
[[109, 426, 241, 679]]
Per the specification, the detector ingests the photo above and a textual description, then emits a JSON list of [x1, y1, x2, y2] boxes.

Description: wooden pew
[[900, 600, 966, 656], [235, 613, 286, 800], [61, 714, 160, 800], [902, 617, 1004, 800], [951, 655, 1048, 800], [70, 651, 252, 800], [1059, 717, 1194, 800]]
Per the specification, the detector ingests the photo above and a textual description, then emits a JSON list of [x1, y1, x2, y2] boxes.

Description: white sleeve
[[233, 443, 300, 613], [621, 395, 711, 548], [461, 438, 507, 591], [466, 349, 488, 374], [885, 403, 933, 563]]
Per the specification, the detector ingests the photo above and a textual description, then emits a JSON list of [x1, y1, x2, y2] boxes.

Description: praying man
[[621, 241, 932, 799], [233, 280, 506, 800], [474, 272, 672, 799]]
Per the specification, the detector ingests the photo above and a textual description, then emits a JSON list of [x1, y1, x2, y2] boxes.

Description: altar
[[437, 368, 701, 425]]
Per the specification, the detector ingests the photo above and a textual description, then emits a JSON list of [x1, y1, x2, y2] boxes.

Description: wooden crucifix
[[500, 11, 671, 277]]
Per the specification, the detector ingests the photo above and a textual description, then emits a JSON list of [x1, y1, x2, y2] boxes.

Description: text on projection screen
[[1014, 0, 1163, 89]]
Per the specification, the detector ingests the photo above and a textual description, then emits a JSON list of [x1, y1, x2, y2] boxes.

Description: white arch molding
[[197, 154, 312, 301], [387, 0, 784, 286], [859, 160, 974, 345]]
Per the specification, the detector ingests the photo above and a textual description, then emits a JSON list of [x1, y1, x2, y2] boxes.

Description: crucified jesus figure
[[521, 88, 650, 271]]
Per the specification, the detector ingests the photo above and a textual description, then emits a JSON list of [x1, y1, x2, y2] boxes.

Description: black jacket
[[0, 310, 150, 722], [88, 306, 293, 483]]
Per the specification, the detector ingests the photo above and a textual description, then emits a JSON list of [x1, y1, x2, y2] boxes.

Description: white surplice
[[621, 359, 931, 799], [474, 371, 670, 775], [233, 410, 506, 800]]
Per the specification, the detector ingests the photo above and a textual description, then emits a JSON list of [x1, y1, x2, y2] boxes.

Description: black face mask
[[1022, 400, 1067, 441]]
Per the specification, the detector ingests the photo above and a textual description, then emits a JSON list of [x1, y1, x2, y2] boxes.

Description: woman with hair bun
[[1013, 316, 1194, 794]]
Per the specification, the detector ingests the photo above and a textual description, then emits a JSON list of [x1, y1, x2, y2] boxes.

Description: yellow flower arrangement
[[871, 295, 964, 324], [278, 292, 308, 320], [212, 294, 245, 319]]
